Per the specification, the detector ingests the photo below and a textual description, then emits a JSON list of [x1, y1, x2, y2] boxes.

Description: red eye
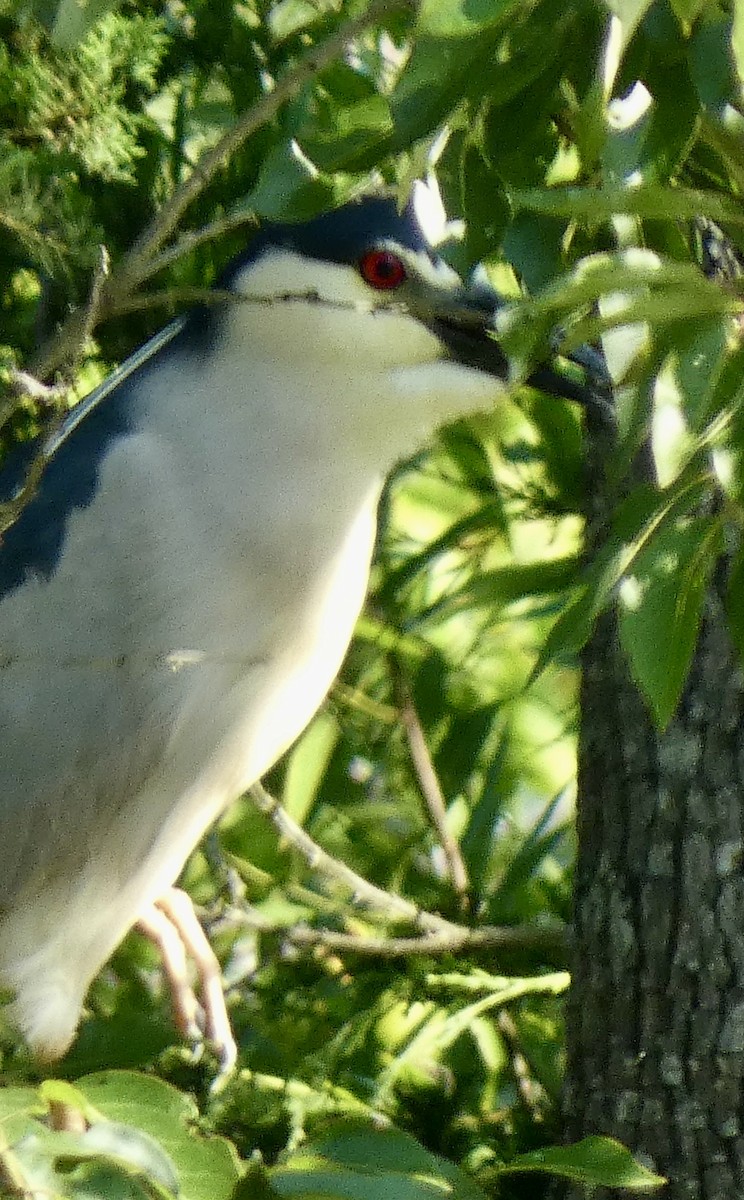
[[358, 249, 407, 290]]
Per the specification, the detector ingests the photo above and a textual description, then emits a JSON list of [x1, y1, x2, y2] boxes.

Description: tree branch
[[219, 902, 569, 961], [140, 211, 260, 283], [284, 921, 569, 959], [393, 668, 471, 908], [240, 783, 569, 964], [248, 782, 464, 937]]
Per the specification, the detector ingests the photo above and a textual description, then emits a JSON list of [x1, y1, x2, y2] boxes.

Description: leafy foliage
[[2, 0, 743, 1195], [0, 11, 166, 280]]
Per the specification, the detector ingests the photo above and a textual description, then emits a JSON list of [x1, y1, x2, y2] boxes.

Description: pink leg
[[137, 888, 236, 1071]]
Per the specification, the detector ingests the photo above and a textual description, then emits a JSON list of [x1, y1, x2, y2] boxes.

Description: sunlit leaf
[[271, 1122, 488, 1200], [501, 1135, 666, 1189], [618, 512, 722, 727]]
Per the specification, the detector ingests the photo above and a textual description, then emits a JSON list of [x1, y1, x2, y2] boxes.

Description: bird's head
[[213, 193, 505, 378], [205, 189, 606, 446]]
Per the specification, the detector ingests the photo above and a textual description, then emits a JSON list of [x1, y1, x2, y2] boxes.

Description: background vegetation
[[1, 0, 743, 1196]]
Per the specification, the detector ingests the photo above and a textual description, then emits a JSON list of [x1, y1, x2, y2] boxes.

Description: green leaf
[[269, 0, 328, 43], [416, 0, 518, 38], [0, 1092, 179, 1200], [460, 142, 510, 263], [503, 212, 569, 292], [420, 557, 582, 624], [670, 0, 708, 22], [297, 92, 394, 174], [378, 498, 510, 602], [271, 1121, 488, 1200], [511, 1009, 565, 1100], [657, 318, 730, 435], [282, 710, 340, 824], [0, 1084, 44, 1142], [533, 583, 596, 669], [389, 0, 525, 153], [734, 0, 744, 94], [618, 61, 699, 183], [497, 249, 733, 377], [491, 791, 572, 919], [79, 1122, 180, 1195], [460, 725, 512, 890], [75, 1073, 240, 1200], [511, 184, 744, 225], [690, 10, 739, 109], [618, 512, 722, 728], [534, 479, 714, 678], [534, 527, 641, 672], [500, 1135, 666, 1189], [603, 0, 655, 55], [249, 141, 336, 221], [0, 1127, 88, 1200]]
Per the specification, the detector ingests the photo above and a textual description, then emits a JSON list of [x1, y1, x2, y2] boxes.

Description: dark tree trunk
[[562, 589, 744, 1199]]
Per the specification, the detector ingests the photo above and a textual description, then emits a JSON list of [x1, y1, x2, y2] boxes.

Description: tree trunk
[[563, 588, 744, 1199]]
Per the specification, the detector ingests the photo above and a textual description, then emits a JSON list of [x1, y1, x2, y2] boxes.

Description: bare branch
[[219, 901, 569, 961], [140, 211, 260, 284], [286, 922, 568, 959], [111, 287, 241, 316], [233, 784, 570, 964], [248, 781, 463, 937], [122, 0, 411, 279], [77, 245, 110, 358], [393, 668, 471, 908], [497, 1009, 550, 1117], [5, 372, 67, 404]]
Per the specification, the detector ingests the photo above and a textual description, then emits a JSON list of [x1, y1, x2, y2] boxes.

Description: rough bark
[[563, 586, 744, 1199]]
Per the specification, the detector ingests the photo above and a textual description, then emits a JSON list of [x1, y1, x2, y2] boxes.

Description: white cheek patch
[[231, 250, 375, 311], [229, 241, 462, 315]]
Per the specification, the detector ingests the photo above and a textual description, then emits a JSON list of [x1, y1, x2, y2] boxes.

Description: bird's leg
[[137, 888, 237, 1072], [155, 888, 237, 1070], [136, 899, 203, 1046]]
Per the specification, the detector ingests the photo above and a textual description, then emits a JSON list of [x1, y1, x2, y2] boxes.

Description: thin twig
[[32, 0, 414, 378], [232, 786, 569, 962], [6, 371, 66, 404], [77, 245, 110, 358], [249, 782, 463, 937], [393, 668, 471, 908], [234, 1065, 389, 1125], [286, 922, 568, 959], [497, 1009, 550, 1116], [218, 901, 569, 961], [1, 368, 65, 436], [123, 0, 410, 278], [110, 287, 242, 316], [141, 210, 260, 282]]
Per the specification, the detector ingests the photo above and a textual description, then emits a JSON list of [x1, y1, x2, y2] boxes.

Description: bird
[[0, 186, 599, 1068]]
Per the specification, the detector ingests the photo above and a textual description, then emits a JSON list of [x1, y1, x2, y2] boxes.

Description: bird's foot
[[137, 887, 237, 1074]]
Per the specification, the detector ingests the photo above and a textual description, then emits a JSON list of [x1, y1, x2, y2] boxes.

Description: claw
[[137, 888, 237, 1073]]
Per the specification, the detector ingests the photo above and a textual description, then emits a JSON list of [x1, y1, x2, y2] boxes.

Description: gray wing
[[0, 324, 214, 905], [0, 463, 189, 904]]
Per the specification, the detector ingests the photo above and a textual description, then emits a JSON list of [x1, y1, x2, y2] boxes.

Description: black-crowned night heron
[[0, 188, 595, 1067]]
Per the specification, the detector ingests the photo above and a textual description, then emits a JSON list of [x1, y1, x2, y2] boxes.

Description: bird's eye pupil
[[358, 249, 407, 290]]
